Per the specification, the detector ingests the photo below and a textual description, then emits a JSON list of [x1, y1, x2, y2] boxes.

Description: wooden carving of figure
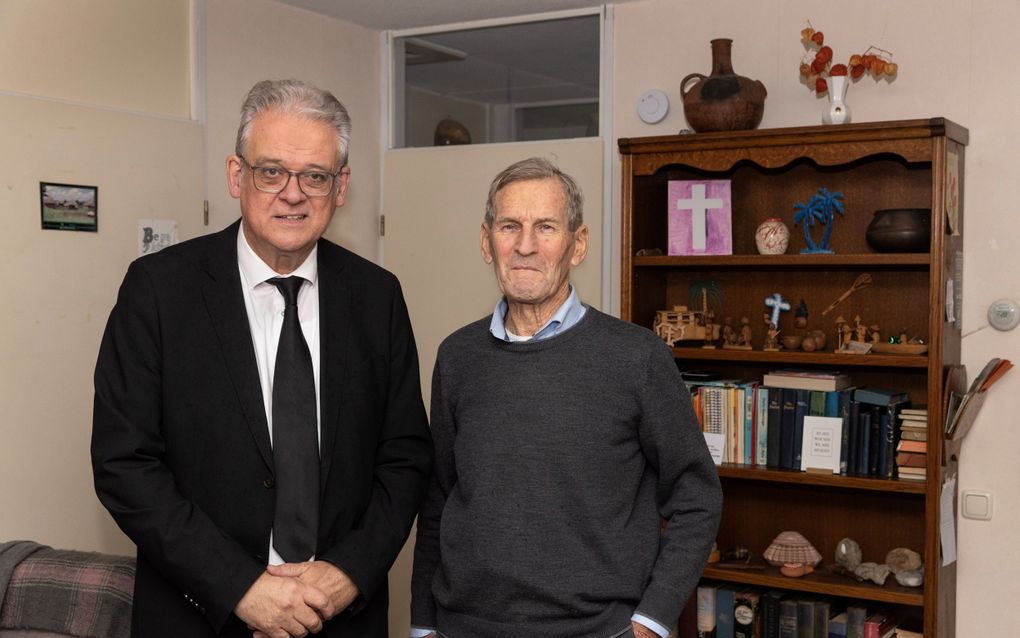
[[738, 317, 753, 347], [764, 322, 780, 351], [870, 325, 881, 343]]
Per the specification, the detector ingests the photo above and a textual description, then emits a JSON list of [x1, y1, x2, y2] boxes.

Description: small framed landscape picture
[[800, 416, 843, 474], [40, 182, 98, 232]]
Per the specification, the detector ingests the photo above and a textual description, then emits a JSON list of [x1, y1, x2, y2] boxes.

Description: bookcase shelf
[[619, 118, 967, 637], [716, 464, 927, 494], [702, 565, 925, 607]]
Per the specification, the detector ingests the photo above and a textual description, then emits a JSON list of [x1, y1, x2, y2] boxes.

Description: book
[[763, 370, 852, 392], [792, 389, 810, 470], [846, 399, 860, 476], [809, 390, 827, 416], [837, 389, 854, 474], [896, 451, 927, 468], [733, 589, 759, 638], [766, 388, 783, 467], [797, 597, 816, 638], [897, 439, 928, 453], [779, 389, 797, 469], [778, 598, 798, 638], [756, 387, 770, 465], [863, 610, 896, 638], [760, 590, 785, 638], [696, 584, 718, 638], [853, 386, 909, 406], [813, 599, 831, 638], [716, 585, 736, 638], [867, 404, 881, 476], [828, 611, 847, 638], [846, 605, 867, 638], [856, 409, 871, 476], [900, 406, 928, 416]]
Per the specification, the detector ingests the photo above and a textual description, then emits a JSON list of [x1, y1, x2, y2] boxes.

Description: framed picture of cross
[[667, 180, 731, 255]]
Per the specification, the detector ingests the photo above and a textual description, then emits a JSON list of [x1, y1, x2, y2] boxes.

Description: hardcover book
[[792, 389, 810, 470], [778, 599, 798, 638], [667, 180, 732, 255], [854, 387, 909, 406], [845, 605, 867, 638], [733, 589, 760, 638], [766, 388, 783, 467], [760, 590, 785, 638], [697, 584, 718, 638], [716, 586, 736, 638], [762, 371, 852, 392]]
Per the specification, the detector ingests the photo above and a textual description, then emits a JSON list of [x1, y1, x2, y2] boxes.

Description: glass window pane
[[394, 15, 599, 148]]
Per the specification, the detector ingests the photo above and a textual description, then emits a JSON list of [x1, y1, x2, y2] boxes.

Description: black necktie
[[268, 276, 319, 562]]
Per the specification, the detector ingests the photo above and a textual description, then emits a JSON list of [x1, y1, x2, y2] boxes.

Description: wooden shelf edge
[[634, 254, 931, 268], [716, 464, 927, 494], [702, 564, 925, 606], [671, 347, 929, 368]]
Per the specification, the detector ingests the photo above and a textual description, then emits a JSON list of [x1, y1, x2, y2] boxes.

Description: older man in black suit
[[91, 79, 432, 638]]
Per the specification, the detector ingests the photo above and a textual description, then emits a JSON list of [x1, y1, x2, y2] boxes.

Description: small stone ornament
[[885, 547, 922, 573], [853, 561, 891, 586], [895, 567, 925, 587], [834, 537, 862, 572], [764, 531, 822, 577]]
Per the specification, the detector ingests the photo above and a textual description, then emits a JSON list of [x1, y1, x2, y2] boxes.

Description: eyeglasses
[[238, 155, 341, 197]]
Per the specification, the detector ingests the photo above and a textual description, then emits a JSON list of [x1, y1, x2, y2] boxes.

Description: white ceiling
[[274, 0, 624, 31]]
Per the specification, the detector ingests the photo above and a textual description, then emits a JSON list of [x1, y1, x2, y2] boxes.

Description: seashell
[[854, 561, 891, 586], [895, 567, 925, 587], [763, 531, 822, 568], [835, 537, 862, 572], [885, 547, 922, 573]]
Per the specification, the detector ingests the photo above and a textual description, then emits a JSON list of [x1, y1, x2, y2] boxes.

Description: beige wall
[[204, 0, 383, 260], [0, 0, 191, 118], [0, 1, 201, 553], [612, 1, 1020, 635]]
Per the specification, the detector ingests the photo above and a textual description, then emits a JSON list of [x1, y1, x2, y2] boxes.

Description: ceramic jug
[[681, 39, 767, 133]]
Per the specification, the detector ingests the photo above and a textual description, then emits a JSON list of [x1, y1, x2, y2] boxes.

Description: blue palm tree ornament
[[793, 188, 845, 254]]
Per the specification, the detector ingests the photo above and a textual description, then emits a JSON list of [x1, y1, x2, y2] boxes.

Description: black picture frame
[[40, 181, 98, 232]]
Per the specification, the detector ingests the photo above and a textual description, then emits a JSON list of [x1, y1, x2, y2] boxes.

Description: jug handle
[[681, 73, 706, 99]]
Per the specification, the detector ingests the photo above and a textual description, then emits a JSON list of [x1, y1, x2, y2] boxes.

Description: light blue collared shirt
[[487, 285, 587, 342], [412, 288, 670, 638]]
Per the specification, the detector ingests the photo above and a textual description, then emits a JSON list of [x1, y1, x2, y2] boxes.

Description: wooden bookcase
[[618, 118, 967, 637]]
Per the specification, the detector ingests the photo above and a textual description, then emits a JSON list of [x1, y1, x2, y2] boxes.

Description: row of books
[[677, 584, 923, 638], [687, 370, 925, 480]]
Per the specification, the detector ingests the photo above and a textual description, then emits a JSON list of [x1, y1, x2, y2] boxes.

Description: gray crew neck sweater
[[411, 308, 722, 638]]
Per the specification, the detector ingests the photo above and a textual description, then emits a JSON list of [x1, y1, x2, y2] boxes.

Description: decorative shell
[[763, 531, 822, 567]]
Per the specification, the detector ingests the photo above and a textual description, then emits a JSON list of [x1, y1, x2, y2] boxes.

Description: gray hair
[[484, 157, 584, 231], [235, 79, 352, 167]]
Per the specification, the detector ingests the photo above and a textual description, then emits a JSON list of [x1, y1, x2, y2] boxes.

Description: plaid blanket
[[0, 541, 133, 638]]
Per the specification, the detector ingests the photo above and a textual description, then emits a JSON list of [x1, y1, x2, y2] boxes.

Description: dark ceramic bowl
[[865, 208, 931, 253]]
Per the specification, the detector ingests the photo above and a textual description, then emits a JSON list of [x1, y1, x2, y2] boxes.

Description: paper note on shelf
[[704, 432, 725, 465], [941, 475, 957, 566]]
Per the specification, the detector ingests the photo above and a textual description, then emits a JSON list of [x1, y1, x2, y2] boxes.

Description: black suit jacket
[[91, 221, 432, 637]]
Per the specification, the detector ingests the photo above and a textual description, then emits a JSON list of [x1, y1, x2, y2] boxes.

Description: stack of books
[[896, 407, 928, 481]]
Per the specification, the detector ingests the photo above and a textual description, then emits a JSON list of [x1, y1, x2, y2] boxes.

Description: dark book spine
[[838, 390, 853, 475], [793, 389, 811, 470], [778, 599, 798, 638], [797, 598, 816, 638], [877, 409, 894, 479], [761, 591, 783, 638], [780, 390, 796, 469], [846, 399, 860, 476], [868, 404, 881, 476], [857, 410, 871, 476], [766, 388, 783, 467], [809, 390, 827, 416]]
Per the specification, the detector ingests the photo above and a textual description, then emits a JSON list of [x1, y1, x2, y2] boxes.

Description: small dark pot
[[865, 208, 931, 253]]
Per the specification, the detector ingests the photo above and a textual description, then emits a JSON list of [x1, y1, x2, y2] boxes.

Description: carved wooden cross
[[765, 293, 791, 329], [676, 184, 724, 251]]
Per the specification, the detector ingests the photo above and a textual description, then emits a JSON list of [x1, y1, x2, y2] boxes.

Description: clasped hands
[[235, 560, 359, 638]]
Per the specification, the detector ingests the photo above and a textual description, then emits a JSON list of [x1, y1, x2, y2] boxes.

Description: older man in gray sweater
[[410, 157, 722, 638]]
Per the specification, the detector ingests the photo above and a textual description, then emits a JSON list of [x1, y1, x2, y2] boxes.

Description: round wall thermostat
[[987, 298, 1020, 331], [637, 90, 669, 124]]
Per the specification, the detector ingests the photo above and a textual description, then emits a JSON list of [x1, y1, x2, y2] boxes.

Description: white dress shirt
[[236, 223, 321, 566]]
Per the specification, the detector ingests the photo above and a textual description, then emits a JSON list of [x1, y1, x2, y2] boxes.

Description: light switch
[[961, 490, 992, 520]]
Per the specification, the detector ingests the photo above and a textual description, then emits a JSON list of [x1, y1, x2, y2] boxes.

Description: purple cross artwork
[[667, 180, 732, 256]]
